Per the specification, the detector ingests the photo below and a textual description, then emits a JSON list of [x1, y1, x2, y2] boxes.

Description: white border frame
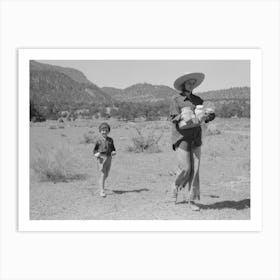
[[18, 48, 262, 232]]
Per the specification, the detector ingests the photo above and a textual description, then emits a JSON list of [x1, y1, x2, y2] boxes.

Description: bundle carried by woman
[[178, 105, 215, 130]]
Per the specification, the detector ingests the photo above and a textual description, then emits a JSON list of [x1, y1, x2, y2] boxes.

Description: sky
[[39, 60, 250, 92]]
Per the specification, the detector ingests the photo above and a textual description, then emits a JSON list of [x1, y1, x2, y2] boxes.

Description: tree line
[[30, 98, 250, 122]]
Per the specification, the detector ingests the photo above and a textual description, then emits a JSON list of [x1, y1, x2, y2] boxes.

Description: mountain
[[198, 87, 250, 101], [102, 83, 250, 103], [102, 83, 178, 102], [30, 61, 113, 106], [102, 87, 124, 100], [30, 61, 91, 84], [30, 60, 250, 109]]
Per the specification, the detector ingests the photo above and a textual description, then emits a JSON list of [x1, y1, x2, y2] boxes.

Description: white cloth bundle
[[178, 106, 215, 129]]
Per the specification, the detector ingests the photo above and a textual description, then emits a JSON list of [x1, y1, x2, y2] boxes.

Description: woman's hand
[[204, 112, 216, 123], [171, 114, 181, 123], [111, 151, 116, 156], [94, 152, 100, 158]]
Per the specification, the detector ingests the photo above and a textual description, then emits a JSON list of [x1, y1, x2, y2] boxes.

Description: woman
[[169, 72, 215, 210]]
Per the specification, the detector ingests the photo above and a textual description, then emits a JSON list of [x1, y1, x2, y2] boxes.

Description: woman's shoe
[[100, 190, 106, 197], [171, 184, 178, 202], [189, 201, 200, 211]]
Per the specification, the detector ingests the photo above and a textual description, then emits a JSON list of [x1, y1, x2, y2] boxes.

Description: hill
[[30, 60, 113, 107], [30, 61, 91, 84], [103, 83, 177, 102], [30, 60, 250, 121], [102, 87, 124, 100], [198, 87, 250, 101], [30, 61, 250, 107], [102, 84, 250, 103]]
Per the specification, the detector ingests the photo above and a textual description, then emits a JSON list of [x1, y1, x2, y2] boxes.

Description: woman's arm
[[169, 97, 181, 123]]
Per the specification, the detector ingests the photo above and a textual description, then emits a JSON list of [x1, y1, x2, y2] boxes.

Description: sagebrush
[[81, 132, 96, 144], [127, 127, 162, 153], [30, 145, 87, 183]]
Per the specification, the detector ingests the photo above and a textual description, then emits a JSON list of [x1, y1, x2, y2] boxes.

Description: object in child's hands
[[111, 151, 116, 156], [94, 152, 100, 158]]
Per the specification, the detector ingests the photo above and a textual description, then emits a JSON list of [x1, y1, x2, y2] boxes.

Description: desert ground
[[30, 117, 250, 220]]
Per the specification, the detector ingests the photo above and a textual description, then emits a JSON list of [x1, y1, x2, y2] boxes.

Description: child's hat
[[99, 122, 111, 132], [173, 72, 205, 92]]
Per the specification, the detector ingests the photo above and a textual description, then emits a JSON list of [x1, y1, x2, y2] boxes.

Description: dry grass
[[30, 144, 87, 183], [127, 127, 163, 153], [205, 123, 222, 136], [81, 132, 96, 144], [48, 125, 57, 129]]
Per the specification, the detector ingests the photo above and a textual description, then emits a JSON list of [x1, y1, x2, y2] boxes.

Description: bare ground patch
[[30, 118, 250, 220]]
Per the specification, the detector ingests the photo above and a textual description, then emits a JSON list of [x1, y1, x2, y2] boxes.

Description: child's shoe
[[100, 190, 106, 197]]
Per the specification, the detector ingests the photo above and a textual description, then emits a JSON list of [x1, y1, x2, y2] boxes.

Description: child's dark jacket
[[93, 136, 116, 156]]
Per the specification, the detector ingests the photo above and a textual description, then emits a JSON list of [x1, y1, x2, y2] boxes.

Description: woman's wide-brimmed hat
[[173, 72, 205, 92]]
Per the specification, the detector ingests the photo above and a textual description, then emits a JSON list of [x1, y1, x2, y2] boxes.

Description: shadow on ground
[[196, 199, 250, 210], [111, 188, 149, 195]]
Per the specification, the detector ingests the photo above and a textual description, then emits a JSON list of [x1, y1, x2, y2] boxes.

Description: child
[[93, 122, 116, 197]]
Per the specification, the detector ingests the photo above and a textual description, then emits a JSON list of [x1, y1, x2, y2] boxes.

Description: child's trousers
[[97, 155, 112, 174]]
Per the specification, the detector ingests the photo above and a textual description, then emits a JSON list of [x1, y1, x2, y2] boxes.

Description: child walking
[[93, 122, 116, 197]]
